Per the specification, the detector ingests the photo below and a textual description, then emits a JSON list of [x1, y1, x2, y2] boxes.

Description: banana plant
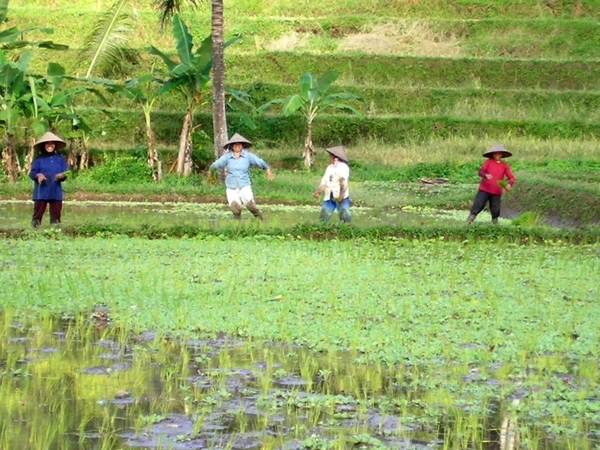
[[0, 50, 32, 181], [259, 71, 363, 169], [27, 63, 112, 171], [149, 13, 240, 175], [107, 71, 164, 180], [0, 0, 68, 181]]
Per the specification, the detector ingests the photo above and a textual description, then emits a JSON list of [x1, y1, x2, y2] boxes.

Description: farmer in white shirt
[[209, 133, 274, 220], [312, 146, 351, 223]]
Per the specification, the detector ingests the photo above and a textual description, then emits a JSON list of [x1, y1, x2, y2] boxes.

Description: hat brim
[[326, 146, 348, 163], [34, 131, 67, 151], [483, 150, 512, 158], [34, 141, 67, 152], [223, 133, 252, 149]]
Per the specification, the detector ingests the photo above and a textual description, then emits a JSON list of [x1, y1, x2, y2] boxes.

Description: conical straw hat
[[326, 146, 348, 163], [223, 133, 252, 149], [482, 143, 512, 158], [34, 131, 66, 151]]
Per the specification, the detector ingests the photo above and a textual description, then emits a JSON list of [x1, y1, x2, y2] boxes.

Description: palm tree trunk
[[303, 122, 314, 169], [211, 0, 228, 170], [177, 109, 194, 175]]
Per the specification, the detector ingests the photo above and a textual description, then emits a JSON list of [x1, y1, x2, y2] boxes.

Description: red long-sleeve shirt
[[478, 159, 515, 195]]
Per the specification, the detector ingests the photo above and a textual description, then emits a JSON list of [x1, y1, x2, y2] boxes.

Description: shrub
[[76, 156, 152, 184]]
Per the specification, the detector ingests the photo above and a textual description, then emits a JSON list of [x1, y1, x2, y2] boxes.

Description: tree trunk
[[177, 109, 194, 176], [145, 116, 162, 181], [2, 134, 21, 182], [211, 0, 227, 161], [79, 136, 90, 170], [303, 122, 314, 169], [24, 136, 36, 175], [67, 137, 79, 168]]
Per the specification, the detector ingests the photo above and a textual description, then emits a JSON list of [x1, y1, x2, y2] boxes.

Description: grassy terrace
[[7, 0, 600, 152]]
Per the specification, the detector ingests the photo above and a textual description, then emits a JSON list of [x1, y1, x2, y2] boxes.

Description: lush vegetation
[[1, 237, 600, 448], [1, 1, 600, 448]]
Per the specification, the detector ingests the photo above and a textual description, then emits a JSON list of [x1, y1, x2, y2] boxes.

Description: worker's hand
[[485, 173, 493, 179], [54, 173, 66, 181], [36, 173, 47, 183], [206, 170, 218, 185], [312, 190, 321, 199], [504, 183, 512, 192]]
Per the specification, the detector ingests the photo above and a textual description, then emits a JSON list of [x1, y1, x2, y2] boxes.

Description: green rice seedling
[[512, 211, 546, 227], [78, 409, 96, 445]]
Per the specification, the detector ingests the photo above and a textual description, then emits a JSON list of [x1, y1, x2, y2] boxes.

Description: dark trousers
[[32, 200, 62, 227], [470, 190, 501, 219]]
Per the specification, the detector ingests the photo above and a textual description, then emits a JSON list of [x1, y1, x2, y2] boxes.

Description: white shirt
[[319, 161, 350, 200]]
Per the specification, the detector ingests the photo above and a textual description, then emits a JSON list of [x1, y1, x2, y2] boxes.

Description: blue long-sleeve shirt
[[209, 149, 270, 189], [29, 153, 68, 200]]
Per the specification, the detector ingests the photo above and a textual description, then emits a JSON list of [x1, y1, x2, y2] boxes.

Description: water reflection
[[0, 312, 591, 449]]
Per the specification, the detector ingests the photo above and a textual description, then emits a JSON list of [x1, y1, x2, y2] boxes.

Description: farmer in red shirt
[[466, 143, 516, 225]]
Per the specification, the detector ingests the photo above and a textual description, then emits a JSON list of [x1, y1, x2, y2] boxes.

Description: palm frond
[[153, 0, 198, 29], [78, 0, 135, 78]]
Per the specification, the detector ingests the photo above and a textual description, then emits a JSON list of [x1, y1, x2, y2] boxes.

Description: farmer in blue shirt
[[29, 131, 69, 228], [208, 133, 274, 220]]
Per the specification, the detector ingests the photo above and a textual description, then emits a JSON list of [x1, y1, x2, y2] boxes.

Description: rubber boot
[[492, 217, 499, 225], [466, 214, 476, 224], [246, 201, 263, 220], [230, 202, 242, 220]]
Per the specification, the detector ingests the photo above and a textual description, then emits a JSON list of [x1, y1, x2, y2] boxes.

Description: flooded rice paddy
[[1, 198, 598, 449], [0, 199, 474, 230], [2, 311, 593, 450]]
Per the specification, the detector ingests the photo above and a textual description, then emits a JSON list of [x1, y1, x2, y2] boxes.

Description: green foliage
[[2, 221, 599, 243], [227, 53, 600, 91], [512, 211, 546, 227], [191, 129, 214, 171], [76, 155, 152, 184], [77, 0, 137, 78]]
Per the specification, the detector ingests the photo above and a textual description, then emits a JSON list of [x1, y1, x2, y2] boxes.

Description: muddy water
[[0, 313, 589, 450], [1, 316, 436, 449], [0, 200, 462, 230]]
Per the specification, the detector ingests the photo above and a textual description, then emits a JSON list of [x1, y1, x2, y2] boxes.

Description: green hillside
[[6, 0, 600, 150]]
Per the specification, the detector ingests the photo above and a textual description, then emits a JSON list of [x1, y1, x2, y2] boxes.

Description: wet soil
[[0, 192, 301, 205]]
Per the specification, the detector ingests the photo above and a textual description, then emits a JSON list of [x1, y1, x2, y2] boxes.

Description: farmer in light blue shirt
[[208, 133, 274, 220]]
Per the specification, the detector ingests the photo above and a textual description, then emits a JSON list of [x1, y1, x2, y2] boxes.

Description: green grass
[[12, 0, 600, 20], [5, 0, 600, 153]]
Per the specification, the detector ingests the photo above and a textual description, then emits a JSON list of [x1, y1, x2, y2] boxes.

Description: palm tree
[[78, 0, 139, 79]]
